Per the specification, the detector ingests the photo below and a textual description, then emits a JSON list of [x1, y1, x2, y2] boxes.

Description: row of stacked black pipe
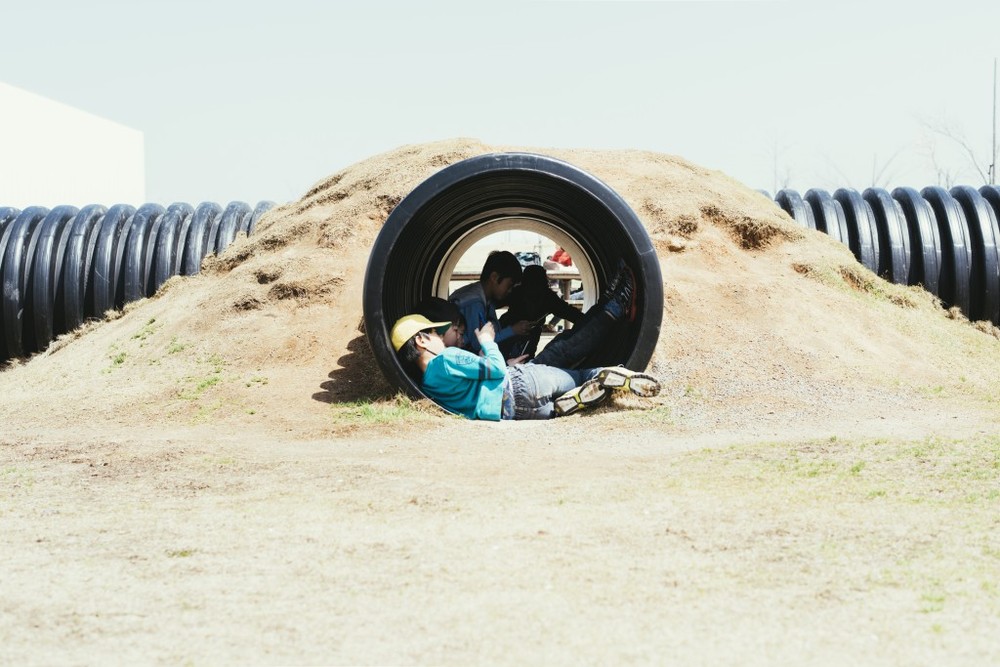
[[0, 201, 274, 363], [772, 185, 1000, 324]]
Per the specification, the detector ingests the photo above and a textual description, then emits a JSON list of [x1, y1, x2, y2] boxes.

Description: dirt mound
[[2, 138, 999, 439]]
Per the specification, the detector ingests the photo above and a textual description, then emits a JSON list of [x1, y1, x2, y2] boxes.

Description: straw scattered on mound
[[2, 138, 999, 439]]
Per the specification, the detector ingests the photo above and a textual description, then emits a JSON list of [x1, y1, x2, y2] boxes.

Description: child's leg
[[530, 262, 636, 368], [531, 310, 615, 368], [508, 365, 601, 419]]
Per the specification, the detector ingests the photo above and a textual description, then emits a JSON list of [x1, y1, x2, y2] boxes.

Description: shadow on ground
[[313, 332, 393, 404]]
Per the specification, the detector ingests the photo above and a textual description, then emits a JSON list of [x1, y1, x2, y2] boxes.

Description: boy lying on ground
[[393, 262, 661, 420]]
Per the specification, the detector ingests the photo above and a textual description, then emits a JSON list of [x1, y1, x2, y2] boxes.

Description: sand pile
[[2, 137, 999, 439]]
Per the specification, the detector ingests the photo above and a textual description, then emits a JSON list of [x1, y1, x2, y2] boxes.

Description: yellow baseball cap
[[391, 314, 451, 352]]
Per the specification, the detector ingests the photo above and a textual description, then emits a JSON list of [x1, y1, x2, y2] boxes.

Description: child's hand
[[506, 354, 529, 366], [476, 321, 496, 343], [511, 319, 534, 336]]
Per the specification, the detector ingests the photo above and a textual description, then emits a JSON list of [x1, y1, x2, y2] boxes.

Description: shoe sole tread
[[597, 368, 661, 397]]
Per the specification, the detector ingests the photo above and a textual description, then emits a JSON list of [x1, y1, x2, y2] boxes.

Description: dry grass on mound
[[2, 138, 1000, 440]]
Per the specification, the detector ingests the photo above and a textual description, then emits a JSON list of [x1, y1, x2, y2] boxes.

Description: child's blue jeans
[[507, 364, 601, 420]]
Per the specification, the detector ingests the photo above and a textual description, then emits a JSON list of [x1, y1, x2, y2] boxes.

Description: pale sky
[[1, 0, 998, 206]]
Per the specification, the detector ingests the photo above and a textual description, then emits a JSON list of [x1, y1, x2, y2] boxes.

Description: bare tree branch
[[920, 115, 990, 185], [919, 133, 958, 188], [768, 138, 793, 193], [820, 152, 855, 190], [871, 147, 905, 188]]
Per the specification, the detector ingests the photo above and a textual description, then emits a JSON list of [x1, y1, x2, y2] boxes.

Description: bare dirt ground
[[3, 139, 1000, 665]]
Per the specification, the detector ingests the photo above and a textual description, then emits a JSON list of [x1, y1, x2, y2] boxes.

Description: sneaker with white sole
[[596, 366, 661, 397], [554, 378, 609, 416]]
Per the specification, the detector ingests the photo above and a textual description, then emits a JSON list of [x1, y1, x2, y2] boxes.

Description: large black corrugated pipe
[[363, 152, 664, 400], [0, 200, 274, 363], [774, 185, 1000, 323]]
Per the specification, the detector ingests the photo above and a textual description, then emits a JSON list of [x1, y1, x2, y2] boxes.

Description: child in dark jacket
[[498, 265, 585, 359]]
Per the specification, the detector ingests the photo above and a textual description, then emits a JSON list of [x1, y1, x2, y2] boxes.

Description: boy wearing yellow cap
[[391, 299, 660, 421]]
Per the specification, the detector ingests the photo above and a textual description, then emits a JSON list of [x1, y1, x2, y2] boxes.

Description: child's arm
[[495, 320, 532, 341], [453, 300, 486, 353], [479, 340, 508, 373], [493, 323, 518, 342], [467, 304, 517, 345], [475, 322, 507, 376], [545, 289, 585, 324], [439, 323, 506, 380]]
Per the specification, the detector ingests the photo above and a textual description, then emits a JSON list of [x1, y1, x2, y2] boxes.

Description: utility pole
[[992, 56, 997, 185]]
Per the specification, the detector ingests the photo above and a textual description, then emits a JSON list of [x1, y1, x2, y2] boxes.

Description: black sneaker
[[598, 258, 628, 305], [604, 265, 636, 322]]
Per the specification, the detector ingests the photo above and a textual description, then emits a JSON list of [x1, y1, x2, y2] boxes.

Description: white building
[[1, 81, 144, 208]]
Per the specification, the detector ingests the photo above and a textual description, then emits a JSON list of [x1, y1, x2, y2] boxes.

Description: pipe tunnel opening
[[436, 220, 598, 314], [362, 153, 665, 400]]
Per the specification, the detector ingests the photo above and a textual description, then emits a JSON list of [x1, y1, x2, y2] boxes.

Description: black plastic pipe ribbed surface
[[773, 185, 1000, 323], [0, 200, 274, 362]]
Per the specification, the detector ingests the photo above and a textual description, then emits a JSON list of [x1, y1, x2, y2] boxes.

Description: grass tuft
[[329, 395, 444, 427]]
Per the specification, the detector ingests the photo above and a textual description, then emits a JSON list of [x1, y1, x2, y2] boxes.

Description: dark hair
[[397, 335, 425, 383], [480, 250, 522, 283], [520, 264, 548, 289], [416, 296, 465, 329]]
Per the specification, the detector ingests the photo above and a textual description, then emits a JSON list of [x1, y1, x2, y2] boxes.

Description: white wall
[[0, 81, 144, 208]]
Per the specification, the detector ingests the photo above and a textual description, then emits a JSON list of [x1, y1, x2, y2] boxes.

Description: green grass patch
[[329, 395, 442, 427], [205, 354, 225, 374], [644, 405, 674, 424], [188, 399, 224, 423], [2, 466, 33, 489], [920, 591, 946, 613], [733, 435, 1000, 507], [103, 348, 127, 372], [245, 375, 269, 387], [166, 549, 195, 558], [132, 317, 159, 343], [178, 376, 221, 400], [671, 434, 1000, 604], [177, 354, 228, 401], [793, 260, 922, 309], [202, 456, 236, 467], [682, 384, 704, 399]]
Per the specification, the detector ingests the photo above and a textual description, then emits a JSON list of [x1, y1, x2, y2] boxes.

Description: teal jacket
[[421, 340, 507, 421]]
